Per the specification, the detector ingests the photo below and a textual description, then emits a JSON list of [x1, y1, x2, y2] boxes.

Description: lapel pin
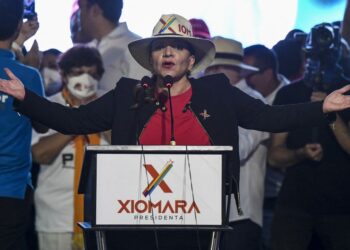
[[199, 109, 210, 120]]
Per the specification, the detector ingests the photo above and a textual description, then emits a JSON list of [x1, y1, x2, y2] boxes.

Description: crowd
[[1, 0, 350, 250]]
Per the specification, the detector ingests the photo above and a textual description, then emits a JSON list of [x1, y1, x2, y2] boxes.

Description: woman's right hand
[[0, 68, 25, 101]]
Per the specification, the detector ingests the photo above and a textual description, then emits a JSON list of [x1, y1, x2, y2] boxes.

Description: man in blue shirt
[[0, 0, 46, 249]]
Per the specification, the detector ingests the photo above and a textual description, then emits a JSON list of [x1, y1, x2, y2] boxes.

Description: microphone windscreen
[[141, 76, 152, 88], [163, 75, 174, 87]]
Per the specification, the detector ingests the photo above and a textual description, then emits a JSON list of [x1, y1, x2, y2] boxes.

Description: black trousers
[[0, 186, 33, 250], [271, 206, 350, 250], [220, 219, 262, 250], [109, 230, 212, 250], [84, 229, 212, 250]]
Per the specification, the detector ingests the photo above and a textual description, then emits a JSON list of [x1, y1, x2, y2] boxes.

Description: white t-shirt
[[33, 93, 109, 233], [230, 79, 269, 226], [265, 74, 290, 105], [89, 22, 150, 93]]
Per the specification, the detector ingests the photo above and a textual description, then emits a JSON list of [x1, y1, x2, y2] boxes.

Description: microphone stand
[[167, 86, 176, 145], [164, 75, 176, 146], [164, 76, 217, 249]]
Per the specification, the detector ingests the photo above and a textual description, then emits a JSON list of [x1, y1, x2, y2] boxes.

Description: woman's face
[[150, 39, 195, 80]]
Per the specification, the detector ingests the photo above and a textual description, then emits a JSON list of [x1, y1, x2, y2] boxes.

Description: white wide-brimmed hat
[[209, 36, 259, 76], [128, 14, 215, 75]]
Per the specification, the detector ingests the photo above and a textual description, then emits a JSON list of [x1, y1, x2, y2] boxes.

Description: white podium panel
[[95, 153, 222, 226]]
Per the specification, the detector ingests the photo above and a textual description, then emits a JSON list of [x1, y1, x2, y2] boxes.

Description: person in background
[[1, 14, 350, 250], [244, 44, 290, 103], [189, 18, 211, 39], [338, 0, 350, 49], [70, 0, 92, 44], [242, 44, 290, 250], [11, 14, 41, 69], [78, 0, 149, 93], [205, 37, 268, 250], [189, 18, 212, 78], [268, 22, 350, 250], [40, 48, 62, 97], [11, 11, 45, 250], [285, 29, 305, 40], [0, 0, 47, 249], [32, 45, 109, 250], [272, 36, 306, 83]]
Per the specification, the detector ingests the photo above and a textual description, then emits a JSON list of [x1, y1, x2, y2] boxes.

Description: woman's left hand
[[323, 84, 350, 113]]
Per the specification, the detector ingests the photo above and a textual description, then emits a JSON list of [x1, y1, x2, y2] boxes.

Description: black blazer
[[16, 73, 326, 208]]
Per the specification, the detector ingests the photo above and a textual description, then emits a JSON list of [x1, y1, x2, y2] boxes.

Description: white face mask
[[66, 73, 98, 99], [42, 67, 61, 87]]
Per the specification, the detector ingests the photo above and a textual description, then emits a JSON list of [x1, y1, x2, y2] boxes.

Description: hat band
[[154, 33, 183, 37], [215, 52, 243, 62]]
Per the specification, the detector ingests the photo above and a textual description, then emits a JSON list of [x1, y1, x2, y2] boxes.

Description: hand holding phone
[[19, 17, 39, 43]]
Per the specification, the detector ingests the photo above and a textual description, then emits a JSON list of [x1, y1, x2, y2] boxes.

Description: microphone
[[163, 75, 176, 145], [141, 76, 152, 89], [130, 76, 154, 110], [164, 75, 174, 88], [141, 76, 155, 103]]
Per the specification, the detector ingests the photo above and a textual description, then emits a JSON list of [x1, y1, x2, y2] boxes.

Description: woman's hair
[[57, 44, 104, 77]]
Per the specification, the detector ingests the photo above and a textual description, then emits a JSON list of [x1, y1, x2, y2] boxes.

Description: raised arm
[[313, 90, 350, 155], [232, 84, 350, 132], [322, 84, 350, 112], [0, 68, 115, 135], [0, 68, 26, 100]]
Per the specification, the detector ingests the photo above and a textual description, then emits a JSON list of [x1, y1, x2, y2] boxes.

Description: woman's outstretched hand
[[0, 68, 26, 101], [323, 84, 350, 113]]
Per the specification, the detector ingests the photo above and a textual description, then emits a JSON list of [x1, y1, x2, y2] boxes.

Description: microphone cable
[[185, 146, 202, 250], [163, 75, 176, 146], [140, 145, 160, 250]]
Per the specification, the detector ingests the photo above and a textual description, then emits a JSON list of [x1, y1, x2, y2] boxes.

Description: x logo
[[159, 17, 177, 34], [143, 163, 173, 197]]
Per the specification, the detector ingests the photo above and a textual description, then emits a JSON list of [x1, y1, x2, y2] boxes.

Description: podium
[[78, 145, 233, 250]]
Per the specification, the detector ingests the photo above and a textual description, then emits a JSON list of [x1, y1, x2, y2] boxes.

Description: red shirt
[[139, 87, 211, 145]]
